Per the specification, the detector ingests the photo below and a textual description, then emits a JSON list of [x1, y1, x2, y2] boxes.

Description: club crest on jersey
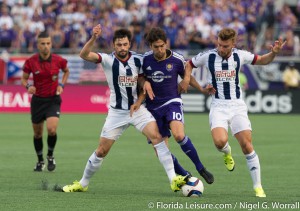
[[166, 63, 173, 71], [52, 75, 58, 81], [118, 75, 138, 87]]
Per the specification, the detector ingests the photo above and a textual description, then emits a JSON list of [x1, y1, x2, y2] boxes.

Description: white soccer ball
[[181, 176, 204, 197]]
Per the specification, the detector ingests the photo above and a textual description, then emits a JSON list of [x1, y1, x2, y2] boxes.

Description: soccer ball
[[181, 177, 204, 197]]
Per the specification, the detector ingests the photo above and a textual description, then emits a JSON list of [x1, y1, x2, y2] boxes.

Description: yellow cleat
[[224, 154, 235, 171], [254, 187, 266, 197], [171, 175, 187, 192], [62, 181, 88, 192]]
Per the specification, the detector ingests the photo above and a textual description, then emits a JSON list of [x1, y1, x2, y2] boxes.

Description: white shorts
[[100, 104, 156, 140], [209, 99, 252, 136]]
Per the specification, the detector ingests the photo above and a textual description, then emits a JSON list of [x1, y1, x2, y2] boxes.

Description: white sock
[[245, 151, 262, 189], [79, 151, 103, 187], [154, 141, 176, 183], [218, 142, 231, 155]]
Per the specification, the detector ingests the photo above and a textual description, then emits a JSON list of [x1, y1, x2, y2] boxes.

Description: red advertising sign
[[0, 85, 110, 113]]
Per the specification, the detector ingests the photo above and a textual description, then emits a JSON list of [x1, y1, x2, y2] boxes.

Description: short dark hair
[[38, 31, 50, 39], [145, 27, 167, 44], [113, 28, 132, 43]]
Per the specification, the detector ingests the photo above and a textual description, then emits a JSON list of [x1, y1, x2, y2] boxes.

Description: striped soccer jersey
[[191, 48, 257, 100], [98, 51, 143, 110]]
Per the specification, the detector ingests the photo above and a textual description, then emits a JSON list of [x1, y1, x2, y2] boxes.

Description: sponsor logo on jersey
[[148, 71, 172, 82], [215, 70, 236, 81], [118, 76, 138, 87]]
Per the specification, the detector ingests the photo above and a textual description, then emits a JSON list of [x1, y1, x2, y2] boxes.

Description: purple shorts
[[148, 102, 184, 139]]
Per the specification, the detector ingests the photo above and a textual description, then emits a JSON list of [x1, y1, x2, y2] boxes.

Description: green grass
[[0, 113, 299, 211]]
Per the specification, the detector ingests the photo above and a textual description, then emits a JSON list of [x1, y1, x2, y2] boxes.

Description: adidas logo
[[146, 66, 152, 70]]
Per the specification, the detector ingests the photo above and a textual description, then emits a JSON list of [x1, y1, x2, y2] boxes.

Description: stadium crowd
[[0, 0, 299, 56]]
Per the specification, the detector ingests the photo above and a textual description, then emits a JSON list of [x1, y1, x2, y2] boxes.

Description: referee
[[21, 31, 70, 172]]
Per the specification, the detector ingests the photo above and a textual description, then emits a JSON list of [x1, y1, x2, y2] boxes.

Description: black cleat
[[34, 162, 45, 172], [199, 168, 214, 184], [47, 156, 56, 172], [185, 171, 192, 179]]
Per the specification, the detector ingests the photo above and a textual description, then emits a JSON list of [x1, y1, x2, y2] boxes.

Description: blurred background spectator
[[0, 0, 299, 56], [282, 62, 300, 90]]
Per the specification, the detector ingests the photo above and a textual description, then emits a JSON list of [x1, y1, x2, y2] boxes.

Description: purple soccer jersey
[[142, 50, 185, 110], [142, 50, 186, 138]]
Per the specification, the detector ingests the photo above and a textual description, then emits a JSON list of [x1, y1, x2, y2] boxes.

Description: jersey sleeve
[[191, 52, 207, 68], [141, 56, 146, 75], [178, 58, 185, 78], [238, 49, 256, 65], [59, 57, 68, 70], [23, 59, 32, 74]]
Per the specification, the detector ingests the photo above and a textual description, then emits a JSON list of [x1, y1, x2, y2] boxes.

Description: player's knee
[[148, 132, 162, 145], [47, 128, 56, 136], [95, 147, 108, 158], [173, 133, 185, 142], [213, 138, 227, 150]]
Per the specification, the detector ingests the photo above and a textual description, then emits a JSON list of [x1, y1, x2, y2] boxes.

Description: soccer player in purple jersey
[[137, 27, 214, 184], [62, 24, 187, 193], [185, 28, 286, 197]]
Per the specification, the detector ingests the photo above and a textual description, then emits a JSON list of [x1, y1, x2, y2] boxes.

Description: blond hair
[[218, 28, 237, 42]]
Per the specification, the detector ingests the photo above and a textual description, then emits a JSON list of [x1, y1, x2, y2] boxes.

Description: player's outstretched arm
[[255, 38, 286, 65], [80, 24, 102, 63]]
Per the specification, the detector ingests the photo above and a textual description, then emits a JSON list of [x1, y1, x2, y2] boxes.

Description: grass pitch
[[0, 113, 299, 211]]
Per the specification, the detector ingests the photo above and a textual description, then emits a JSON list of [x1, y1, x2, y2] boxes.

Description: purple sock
[[178, 136, 204, 172], [172, 154, 188, 176]]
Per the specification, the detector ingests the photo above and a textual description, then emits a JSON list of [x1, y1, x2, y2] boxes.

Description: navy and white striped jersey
[[97, 51, 143, 110], [191, 48, 257, 100]]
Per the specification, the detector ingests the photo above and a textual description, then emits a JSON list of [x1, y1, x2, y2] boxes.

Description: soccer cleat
[[171, 175, 188, 192], [224, 154, 235, 171], [33, 162, 45, 172], [254, 187, 266, 197], [199, 168, 214, 184], [47, 156, 56, 172], [185, 171, 192, 179], [62, 181, 88, 192]]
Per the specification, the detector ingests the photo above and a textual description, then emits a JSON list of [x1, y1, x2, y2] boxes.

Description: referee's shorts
[[31, 95, 62, 124]]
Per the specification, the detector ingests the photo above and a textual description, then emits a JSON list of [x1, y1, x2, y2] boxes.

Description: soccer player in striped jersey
[[137, 27, 214, 184], [63, 24, 187, 193], [185, 28, 286, 197]]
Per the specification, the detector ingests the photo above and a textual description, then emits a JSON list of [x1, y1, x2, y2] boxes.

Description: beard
[[116, 51, 128, 59]]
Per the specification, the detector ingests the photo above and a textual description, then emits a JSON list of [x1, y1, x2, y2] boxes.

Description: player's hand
[[130, 103, 141, 117], [93, 24, 102, 38], [270, 37, 286, 54], [56, 86, 64, 95], [27, 86, 36, 94], [201, 84, 216, 95], [143, 81, 155, 100]]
